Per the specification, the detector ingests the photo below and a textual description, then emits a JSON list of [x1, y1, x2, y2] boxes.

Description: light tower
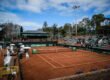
[[72, 5, 80, 36]]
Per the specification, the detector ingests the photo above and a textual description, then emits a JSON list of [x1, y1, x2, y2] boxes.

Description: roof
[[22, 30, 48, 34], [21, 30, 49, 37]]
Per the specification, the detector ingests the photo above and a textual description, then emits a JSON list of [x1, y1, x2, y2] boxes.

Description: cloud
[[48, 0, 110, 16], [0, 11, 42, 30], [19, 21, 42, 30], [72, 15, 90, 24], [0, 0, 110, 16], [103, 11, 110, 16], [0, 0, 48, 13], [0, 0, 110, 28], [17, 0, 48, 13], [50, 0, 110, 16], [0, 11, 20, 23]]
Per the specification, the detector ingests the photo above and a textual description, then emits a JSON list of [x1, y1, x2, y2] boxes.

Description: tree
[[91, 14, 105, 31], [42, 21, 48, 32], [58, 26, 62, 37], [58, 26, 66, 37], [77, 26, 86, 35], [1, 23, 22, 41], [20, 26, 23, 37], [52, 24, 58, 39], [82, 18, 91, 34], [63, 23, 72, 36]]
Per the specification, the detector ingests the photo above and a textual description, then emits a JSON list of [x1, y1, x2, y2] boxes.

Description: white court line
[[53, 59, 110, 69], [38, 55, 58, 68], [45, 55, 66, 67]]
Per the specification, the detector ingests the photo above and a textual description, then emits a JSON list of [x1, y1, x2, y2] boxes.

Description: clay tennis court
[[21, 46, 110, 80]]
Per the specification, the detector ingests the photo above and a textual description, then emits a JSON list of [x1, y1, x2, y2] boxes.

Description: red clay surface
[[0, 54, 3, 67], [0, 49, 5, 67], [21, 46, 110, 80], [31, 46, 72, 53]]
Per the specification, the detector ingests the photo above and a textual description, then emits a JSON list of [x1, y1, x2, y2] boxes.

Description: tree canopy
[[42, 14, 106, 37]]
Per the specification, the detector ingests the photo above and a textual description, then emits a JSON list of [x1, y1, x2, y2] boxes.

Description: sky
[[0, 0, 110, 30]]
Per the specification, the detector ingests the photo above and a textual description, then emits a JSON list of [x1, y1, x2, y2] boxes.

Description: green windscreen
[[31, 44, 46, 47]]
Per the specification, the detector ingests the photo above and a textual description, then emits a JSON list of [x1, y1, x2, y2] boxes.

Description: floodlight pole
[[72, 5, 80, 36], [76, 19, 78, 36]]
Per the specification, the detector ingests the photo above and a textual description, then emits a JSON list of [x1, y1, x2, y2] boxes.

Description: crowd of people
[[62, 35, 110, 48]]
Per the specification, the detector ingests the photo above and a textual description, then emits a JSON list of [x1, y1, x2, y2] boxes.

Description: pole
[[76, 22, 77, 36], [72, 4, 80, 36]]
